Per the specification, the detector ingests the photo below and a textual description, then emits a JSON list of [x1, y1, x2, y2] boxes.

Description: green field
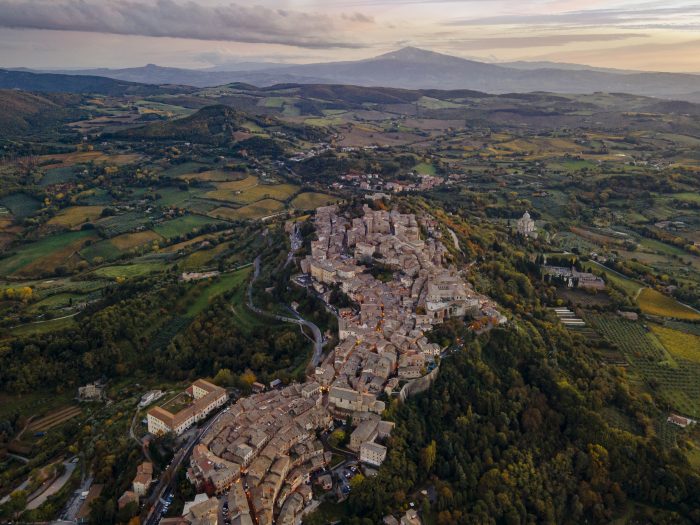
[[233, 183, 298, 205], [0, 193, 41, 218], [155, 186, 206, 207], [0, 391, 75, 420], [415, 162, 436, 175], [291, 192, 337, 210], [81, 230, 161, 262], [47, 206, 105, 229], [186, 267, 252, 317], [181, 243, 230, 270], [40, 165, 78, 187], [29, 292, 88, 311], [80, 239, 124, 262], [0, 230, 95, 277], [211, 199, 284, 220], [153, 215, 221, 239], [9, 315, 77, 337], [175, 170, 243, 182], [637, 288, 700, 320], [92, 262, 166, 279], [585, 263, 642, 297], [161, 161, 212, 178]]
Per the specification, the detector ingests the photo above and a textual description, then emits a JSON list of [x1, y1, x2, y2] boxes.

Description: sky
[[0, 0, 699, 72]]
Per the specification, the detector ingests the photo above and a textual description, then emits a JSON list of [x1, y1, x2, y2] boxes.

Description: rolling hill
[[0, 68, 193, 96], [0, 89, 84, 137], [109, 104, 326, 145]]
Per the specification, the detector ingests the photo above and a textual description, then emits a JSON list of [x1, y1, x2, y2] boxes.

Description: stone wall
[[399, 364, 440, 403]]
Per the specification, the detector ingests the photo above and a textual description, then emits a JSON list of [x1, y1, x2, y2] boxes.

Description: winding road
[[247, 255, 325, 368]]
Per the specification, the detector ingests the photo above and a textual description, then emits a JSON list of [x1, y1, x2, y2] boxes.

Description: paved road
[[144, 408, 230, 525], [0, 478, 30, 505], [26, 460, 76, 510], [59, 474, 93, 522], [247, 255, 325, 368], [7, 453, 29, 464]]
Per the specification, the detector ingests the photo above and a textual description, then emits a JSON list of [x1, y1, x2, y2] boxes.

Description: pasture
[[29, 292, 88, 312], [291, 192, 337, 210], [0, 230, 96, 277], [162, 232, 221, 253], [637, 288, 700, 320], [40, 166, 76, 187], [211, 199, 284, 220], [92, 262, 166, 279], [155, 186, 206, 207], [181, 243, 230, 270], [185, 267, 252, 317], [414, 162, 436, 175], [175, 170, 245, 182], [203, 175, 259, 201], [0, 193, 41, 218], [80, 240, 123, 262], [584, 263, 642, 297], [37, 151, 140, 168], [110, 230, 162, 250], [46, 206, 104, 229], [153, 215, 220, 239], [84, 230, 161, 262], [9, 315, 77, 337], [231, 183, 298, 205]]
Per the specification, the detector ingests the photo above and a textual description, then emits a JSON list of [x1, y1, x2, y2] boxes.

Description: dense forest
[[331, 320, 700, 525]]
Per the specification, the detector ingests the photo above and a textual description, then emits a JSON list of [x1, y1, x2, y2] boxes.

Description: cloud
[[0, 0, 369, 48], [444, 4, 700, 28], [445, 33, 649, 50], [342, 12, 375, 23]]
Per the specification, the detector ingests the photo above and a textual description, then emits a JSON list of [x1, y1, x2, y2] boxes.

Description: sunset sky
[[1, 0, 699, 72]]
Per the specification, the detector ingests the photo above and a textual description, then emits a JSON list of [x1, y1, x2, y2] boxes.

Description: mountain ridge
[[7, 47, 700, 101]]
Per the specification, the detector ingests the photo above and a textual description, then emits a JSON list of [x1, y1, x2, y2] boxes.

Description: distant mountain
[[498, 60, 638, 74], [0, 68, 192, 96], [12, 47, 700, 101], [32, 63, 313, 89], [267, 47, 700, 99], [41, 47, 700, 100]]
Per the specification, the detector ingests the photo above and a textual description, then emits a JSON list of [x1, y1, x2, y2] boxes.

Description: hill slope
[[110, 104, 326, 145], [0, 89, 83, 137], [0, 68, 193, 96]]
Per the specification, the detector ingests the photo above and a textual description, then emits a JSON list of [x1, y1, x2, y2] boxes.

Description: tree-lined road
[[247, 255, 325, 368]]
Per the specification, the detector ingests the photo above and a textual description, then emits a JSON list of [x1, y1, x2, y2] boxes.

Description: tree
[[420, 440, 437, 473], [213, 368, 234, 387], [240, 369, 257, 388]]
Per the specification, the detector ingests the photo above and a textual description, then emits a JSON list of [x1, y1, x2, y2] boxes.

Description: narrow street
[[143, 408, 230, 525]]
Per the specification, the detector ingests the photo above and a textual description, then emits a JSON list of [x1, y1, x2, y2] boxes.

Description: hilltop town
[[150, 203, 506, 525]]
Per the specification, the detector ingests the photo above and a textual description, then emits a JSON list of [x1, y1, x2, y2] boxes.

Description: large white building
[[516, 211, 537, 238], [147, 379, 228, 436]]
